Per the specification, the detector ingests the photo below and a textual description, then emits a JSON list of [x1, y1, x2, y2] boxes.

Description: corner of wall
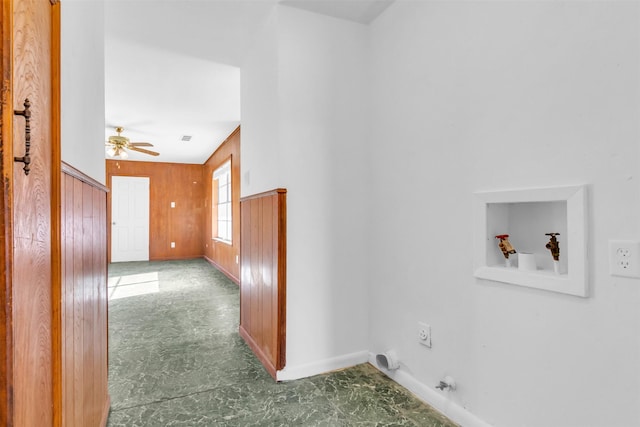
[[367, 353, 494, 427], [277, 351, 370, 382]]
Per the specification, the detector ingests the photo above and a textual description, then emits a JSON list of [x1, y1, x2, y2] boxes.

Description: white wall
[[241, 6, 370, 378], [61, 1, 106, 184], [368, 2, 640, 427], [241, 8, 280, 196], [277, 6, 370, 375]]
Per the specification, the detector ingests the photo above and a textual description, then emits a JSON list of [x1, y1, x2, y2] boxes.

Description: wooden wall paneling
[[106, 160, 204, 262], [105, 126, 239, 279], [257, 198, 263, 358], [62, 173, 75, 427], [240, 201, 250, 341], [51, 2, 62, 425], [0, 0, 14, 423], [276, 190, 287, 370], [93, 184, 105, 425], [239, 189, 286, 379], [12, 0, 54, 424], [105, 172, 110, 264], [61, 163, 110, 427], [262, 195, 274, 363], [90, 187, 98, 426], [98, 184, 109, 426], [72, 177, 84, 427], [91, 184, 107, 426], [82, 182, 94, 426], [250, 196, 260, 351], [203, 126, 240, 283], [12, 237, 51, 425]]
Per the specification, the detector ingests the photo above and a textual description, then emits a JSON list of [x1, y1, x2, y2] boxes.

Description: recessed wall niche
[[473, 185, 588, 297]]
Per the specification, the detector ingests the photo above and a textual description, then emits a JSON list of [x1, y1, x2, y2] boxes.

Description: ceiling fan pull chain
[[14, 98, 32, 176]]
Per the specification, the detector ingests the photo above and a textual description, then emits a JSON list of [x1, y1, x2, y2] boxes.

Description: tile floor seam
[[109, 385, 227, 413]]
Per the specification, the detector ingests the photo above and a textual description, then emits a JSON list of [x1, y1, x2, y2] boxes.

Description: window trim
[[212, 158, 232, 244]]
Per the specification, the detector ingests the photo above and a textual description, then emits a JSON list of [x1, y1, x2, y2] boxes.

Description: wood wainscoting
[[61, 162, 110, 426], [239, 189, 287, 379]]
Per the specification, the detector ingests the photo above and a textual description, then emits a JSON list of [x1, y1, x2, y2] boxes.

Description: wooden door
[[1, 0, 57, 425], [111, 176, 150, 262]]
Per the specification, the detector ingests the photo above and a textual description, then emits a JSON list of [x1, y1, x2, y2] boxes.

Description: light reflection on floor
[[106, 259, 458, 427], [108, 271, 160, 300]]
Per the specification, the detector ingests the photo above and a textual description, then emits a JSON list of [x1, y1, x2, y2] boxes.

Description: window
[[212, 159, 232, 243]]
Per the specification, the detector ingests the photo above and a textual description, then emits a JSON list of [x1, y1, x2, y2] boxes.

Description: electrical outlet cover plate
[[418, 322, 431, 348], [609, 240, 640, 278]]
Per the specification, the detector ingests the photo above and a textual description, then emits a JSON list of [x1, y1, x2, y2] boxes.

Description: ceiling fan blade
[[129, 146, 160, 156], [129, 142, 154, 147]]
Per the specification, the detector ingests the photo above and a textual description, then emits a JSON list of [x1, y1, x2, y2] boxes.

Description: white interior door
[[111, 176, 150, 262]]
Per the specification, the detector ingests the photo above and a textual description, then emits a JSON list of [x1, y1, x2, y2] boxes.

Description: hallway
[[106, 259, 456, 426]]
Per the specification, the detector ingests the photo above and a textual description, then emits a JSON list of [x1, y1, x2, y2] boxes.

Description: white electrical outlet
[[610, 240, 640, 278], [418, 322, 431, 348], [171, 242, 175, 248]]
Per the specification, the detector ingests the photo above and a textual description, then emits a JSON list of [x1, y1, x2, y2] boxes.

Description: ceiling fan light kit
[[105, 126, 159, 159], [106, 146, 128, 159]]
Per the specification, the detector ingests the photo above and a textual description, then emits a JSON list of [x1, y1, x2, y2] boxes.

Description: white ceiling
[[281, 0, 393, 24], [104, 0, 393, 164]]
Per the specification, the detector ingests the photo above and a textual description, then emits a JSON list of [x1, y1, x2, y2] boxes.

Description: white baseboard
[[276, 350, 492, 427], [276, 350, 369, 381], [367, 353, 493, 427]]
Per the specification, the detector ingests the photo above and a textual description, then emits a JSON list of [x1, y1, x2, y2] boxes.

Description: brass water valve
[[545, 233, 560, 261], [495, 234, 516, 259]]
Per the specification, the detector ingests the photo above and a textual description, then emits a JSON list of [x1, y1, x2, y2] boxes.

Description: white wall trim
[[278, 351, 494, 426], [276, 351, 369, 381], [368, 353, 494, 427]]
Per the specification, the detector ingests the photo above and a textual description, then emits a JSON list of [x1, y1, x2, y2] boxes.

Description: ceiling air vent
[[181, 135, 192, 142]]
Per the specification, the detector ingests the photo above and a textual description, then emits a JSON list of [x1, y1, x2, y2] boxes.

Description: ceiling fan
[[105, 126, 159, 159]]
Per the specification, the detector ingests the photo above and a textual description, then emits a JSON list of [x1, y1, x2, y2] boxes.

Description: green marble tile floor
[[107, 259, 457, 427]]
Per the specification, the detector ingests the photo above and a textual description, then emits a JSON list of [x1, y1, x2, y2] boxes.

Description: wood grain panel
[[105, 160, 204, 262], [62, 173, 75, 427], [82, 183, 94, 425], [276, 191, 287, 371], [98, 182, 109, 427], [71, 176, 84, 427], [12, 0, 53, 425], [203, 126, 240, 283], [260, 195, 273, 362], [249, 198, 260, 343], [0, 1, 15, 423], [12, 237, 51, 424], [240, 200, 250, 336], [239, 188, 287, 379], [61, 162, 110, 427], [51, 2, 62, 425]]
